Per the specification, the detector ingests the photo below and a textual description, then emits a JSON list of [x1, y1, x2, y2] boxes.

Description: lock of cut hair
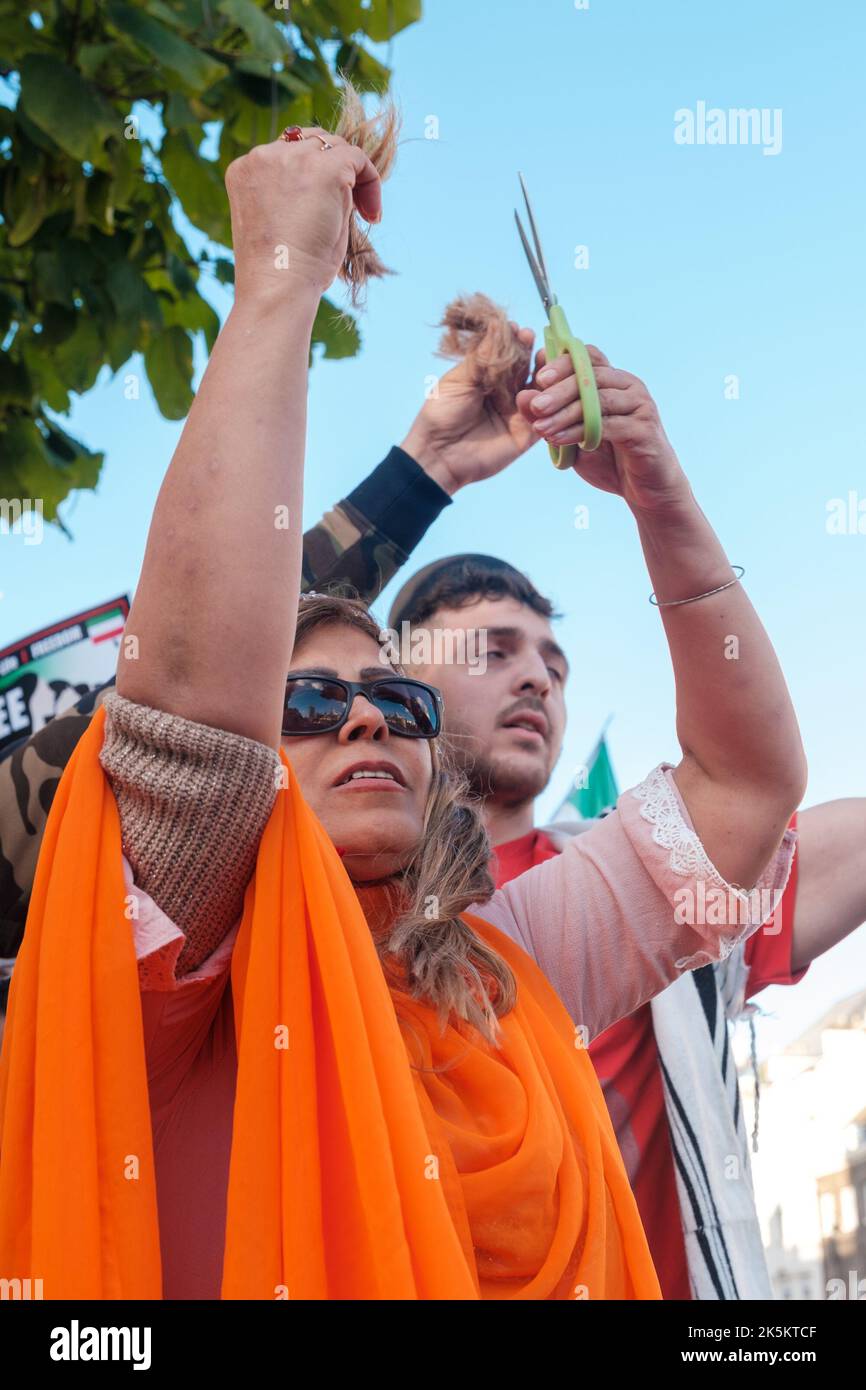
[[331, 76, 401, 306], [437, 292, 534, 418]]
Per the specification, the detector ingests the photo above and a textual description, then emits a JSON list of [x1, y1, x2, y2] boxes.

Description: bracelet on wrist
[[649, 565, 744, 608]]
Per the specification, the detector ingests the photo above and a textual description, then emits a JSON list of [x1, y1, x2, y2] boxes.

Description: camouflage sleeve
[[301, 446, 451, 603], [0, 445, 451, 971], [300, 497, 405, 602], [0, 681, 114, 958]]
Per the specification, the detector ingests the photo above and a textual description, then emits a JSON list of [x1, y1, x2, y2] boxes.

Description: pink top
[[127, 764, 795, 1299]]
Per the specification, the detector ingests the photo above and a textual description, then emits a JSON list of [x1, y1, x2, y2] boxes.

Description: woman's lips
[[331, 759, 406, 788], [333, 776, 407, 792]]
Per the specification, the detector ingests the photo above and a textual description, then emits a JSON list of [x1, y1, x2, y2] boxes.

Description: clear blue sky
[[3, 0, 865, 1057]]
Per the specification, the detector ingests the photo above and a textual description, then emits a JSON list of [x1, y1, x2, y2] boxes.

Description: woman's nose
[[338, 692, 388, 742]]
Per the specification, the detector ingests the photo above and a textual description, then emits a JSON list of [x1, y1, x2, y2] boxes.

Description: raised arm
[[519, 347, 807, 889], [0, 296, 534, 955], [117, 131, 381, 749], [790, 797, 866, 973]]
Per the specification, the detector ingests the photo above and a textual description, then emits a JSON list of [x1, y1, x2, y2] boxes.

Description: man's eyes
[[487, 649, 564, 681]]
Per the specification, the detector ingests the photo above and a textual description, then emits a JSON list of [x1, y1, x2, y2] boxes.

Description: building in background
[[737, 989, 866, 1300], [818, 1101, 866, 1298]]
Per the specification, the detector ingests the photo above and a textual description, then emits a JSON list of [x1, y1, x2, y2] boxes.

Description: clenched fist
[[225, 129, 382, 303]]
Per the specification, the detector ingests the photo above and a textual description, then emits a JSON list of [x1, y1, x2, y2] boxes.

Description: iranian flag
[[554, 720, 619, 822], [86, 607, 126, 644]]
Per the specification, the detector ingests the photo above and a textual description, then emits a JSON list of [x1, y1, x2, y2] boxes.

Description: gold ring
[[280, 127, 333, 151]]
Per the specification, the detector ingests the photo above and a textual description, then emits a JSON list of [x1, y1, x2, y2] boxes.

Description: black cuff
[[344, 446, 452, 557]]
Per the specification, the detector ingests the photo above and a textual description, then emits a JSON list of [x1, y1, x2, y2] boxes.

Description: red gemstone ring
[[280, 125, 333, 151]]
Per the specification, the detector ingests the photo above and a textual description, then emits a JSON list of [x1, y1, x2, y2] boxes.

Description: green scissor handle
[[543, 303, 603, 469]]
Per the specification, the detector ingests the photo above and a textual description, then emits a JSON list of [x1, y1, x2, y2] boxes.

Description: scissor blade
[[514, 209, 551, 313], [518, 172, 552, 293]]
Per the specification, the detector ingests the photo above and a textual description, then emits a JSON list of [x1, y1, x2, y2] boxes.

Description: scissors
[[514, 173, 603, 466]]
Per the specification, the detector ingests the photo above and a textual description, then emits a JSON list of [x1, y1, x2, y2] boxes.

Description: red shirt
[[492, 816, 804, 1301]]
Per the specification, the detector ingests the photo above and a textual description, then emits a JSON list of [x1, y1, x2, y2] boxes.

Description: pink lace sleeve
[[471, 764, 797, 1041]]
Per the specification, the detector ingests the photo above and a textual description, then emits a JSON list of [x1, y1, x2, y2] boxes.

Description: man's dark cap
[[388, 554, 555, 630]]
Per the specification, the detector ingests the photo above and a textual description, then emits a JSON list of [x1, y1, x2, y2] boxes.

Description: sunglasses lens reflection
[[375, 682, 438, 737], [283, 678, 439, 737], [283, 678, 347, 732]]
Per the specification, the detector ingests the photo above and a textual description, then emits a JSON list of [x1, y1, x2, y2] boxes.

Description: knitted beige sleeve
[[98, 691, 281, 976]]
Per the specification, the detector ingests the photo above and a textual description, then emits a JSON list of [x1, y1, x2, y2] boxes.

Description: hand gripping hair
[[331, 78, 401, 306], [330, 82, 532, 422], [436, 292, 534, 418]]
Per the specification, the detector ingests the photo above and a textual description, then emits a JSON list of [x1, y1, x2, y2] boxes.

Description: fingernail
[[537, 368, 555, 386]]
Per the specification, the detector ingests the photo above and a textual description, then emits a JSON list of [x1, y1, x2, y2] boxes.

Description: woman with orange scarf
[[0, 91, 805, 1301]]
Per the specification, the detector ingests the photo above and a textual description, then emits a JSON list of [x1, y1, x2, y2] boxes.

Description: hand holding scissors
[[514, 174, 603, 466]]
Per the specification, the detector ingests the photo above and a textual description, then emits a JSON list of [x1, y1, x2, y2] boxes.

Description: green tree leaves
[[217, 0, 290, 61], [145, 323, 194, 418], [19, 56, 119, 169], [161, 131, 231, 244], [312, 298, 362, 361], [0, 0, 416, 525], [106, 3, 229, 91]]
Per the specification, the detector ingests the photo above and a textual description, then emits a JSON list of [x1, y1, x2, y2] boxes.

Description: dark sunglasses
[[281, 675, 443, 739]]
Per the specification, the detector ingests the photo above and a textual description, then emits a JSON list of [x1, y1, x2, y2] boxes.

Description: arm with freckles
[[94, 130, 383, 979], [517, 348, 807, 889], [0, 319, 535, 965], [117, 133, 381, 749]]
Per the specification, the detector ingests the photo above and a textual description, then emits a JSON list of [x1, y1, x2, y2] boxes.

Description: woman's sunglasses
[[281, 675, 443, 739]]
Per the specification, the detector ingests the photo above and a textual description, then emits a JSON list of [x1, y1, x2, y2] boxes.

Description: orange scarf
[[0, 707, 660, 1300]]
